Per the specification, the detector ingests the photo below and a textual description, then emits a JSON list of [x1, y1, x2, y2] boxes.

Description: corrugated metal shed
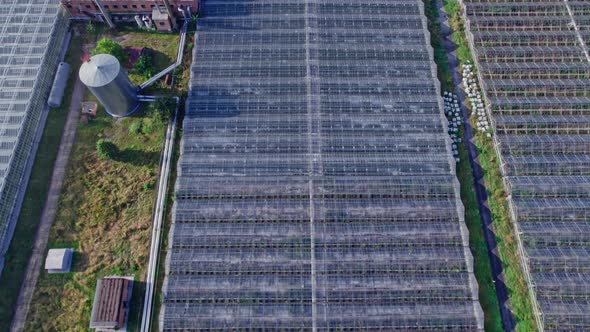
[[90, 277, 133, 330]]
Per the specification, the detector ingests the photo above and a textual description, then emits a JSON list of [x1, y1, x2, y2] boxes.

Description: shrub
[[143, 181, 155, 190], [129, 120, 143, 136], [134, 54, 156, 80], [141, 118, 156, 135], [92, 38, 128, 64], [148, 97, 176, 123], [96, 139, 119, 160]]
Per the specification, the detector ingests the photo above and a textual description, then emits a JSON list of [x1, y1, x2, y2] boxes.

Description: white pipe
[[139, 96, 179, 332], [178, 8, 186, 19], [134, 15, 143, 28]]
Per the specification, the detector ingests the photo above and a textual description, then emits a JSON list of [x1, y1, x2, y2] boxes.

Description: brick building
[[61, 0, 197, 31]]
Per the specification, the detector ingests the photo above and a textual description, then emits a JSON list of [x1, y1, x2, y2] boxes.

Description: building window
[[132, 5, 137, 8], [159, 22, 165, 26], [122, 5, 128, 9], [113, 5, 118, 9], [141, 5, 145, 8]]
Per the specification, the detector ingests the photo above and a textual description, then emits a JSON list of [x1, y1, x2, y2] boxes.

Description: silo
[[79, 54, 139, 117]]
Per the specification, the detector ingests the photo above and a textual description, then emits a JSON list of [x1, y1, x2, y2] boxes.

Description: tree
[[149, 97, 176, 123], [96, 139, 119, 160], [92, 38, 128, 64], [134, 54, 156, 80]]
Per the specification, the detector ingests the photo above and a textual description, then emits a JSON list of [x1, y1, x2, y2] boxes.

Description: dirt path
[[434, 1, 515, 331], [10, 77, 85, 332]]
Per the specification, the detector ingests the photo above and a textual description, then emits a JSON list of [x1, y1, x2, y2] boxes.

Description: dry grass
[[25, 105, 166, 332], [23, 27, 183, 331]]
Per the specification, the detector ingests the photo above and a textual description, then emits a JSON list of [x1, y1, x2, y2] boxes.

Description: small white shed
[[45, 248, 73, 273]]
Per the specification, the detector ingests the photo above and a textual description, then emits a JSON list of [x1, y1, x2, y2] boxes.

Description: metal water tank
[[79, 54, 139, 117], [48, 62, 70, 108]]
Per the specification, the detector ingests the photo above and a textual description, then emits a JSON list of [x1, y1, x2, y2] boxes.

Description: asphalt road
[[435, 1, 515, 331]]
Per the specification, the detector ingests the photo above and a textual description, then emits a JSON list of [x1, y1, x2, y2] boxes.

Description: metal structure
[[79, 54, 139, 117], [459, 1, 590, 330], [48, 62, 71, 108], [160, 0, 484, 330], [138, 20, 188, 91], [0, 0, 69, 274]]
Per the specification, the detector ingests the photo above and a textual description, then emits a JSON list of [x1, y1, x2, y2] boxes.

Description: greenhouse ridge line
[[563, 0, 590, 64], [304, 0, 318, 330]]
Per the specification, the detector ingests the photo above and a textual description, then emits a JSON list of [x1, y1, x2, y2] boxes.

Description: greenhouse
[[0, 0, 69, 274], [461, 0, 590, 330], [160, 0, 484, 330]]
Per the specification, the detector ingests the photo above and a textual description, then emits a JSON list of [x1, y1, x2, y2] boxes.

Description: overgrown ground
[[0, 35, 85, 332], [115, 30, 180, 86], [425, 0, 537, 331], [424, 0, 502, 331], [24, 100, 167, 332], [20, 26, 184, 332]]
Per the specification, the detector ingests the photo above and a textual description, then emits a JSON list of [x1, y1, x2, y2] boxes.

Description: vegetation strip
[[425, 0, 538, 330]]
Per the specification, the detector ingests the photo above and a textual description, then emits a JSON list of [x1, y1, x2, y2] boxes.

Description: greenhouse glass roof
[[161, 0, 484, 330], [0, 0, 68, 272], [462, 0, 590, 330]]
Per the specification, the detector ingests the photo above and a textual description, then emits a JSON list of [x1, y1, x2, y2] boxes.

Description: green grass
[[20, 29, 186, 332], [456, 137, 504, 332], [474, 131, 538, 332], [424, 1, 453, 91], [423, 1, 503, 331], [24, 100, 167, 332], [0, 36, 84, 332], [115, 30, 180, 86], [426, 0, 538, 330]]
